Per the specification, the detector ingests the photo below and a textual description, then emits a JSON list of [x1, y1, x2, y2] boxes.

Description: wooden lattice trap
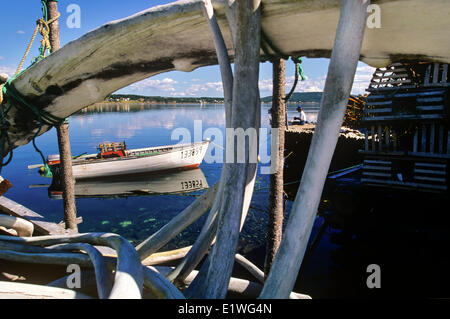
[[359, 62, 450, 192]]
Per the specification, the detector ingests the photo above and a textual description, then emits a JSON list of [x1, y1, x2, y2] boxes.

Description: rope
[[261, 29, 306, 129], [2, 71, 65, 171], [15, 2, 60, 74], [0, 0, 61, 170], [1, 78, 62, 173], [15, 26, 40, 75], [260, 29, 306, 84], [285, 57, 305, 103]]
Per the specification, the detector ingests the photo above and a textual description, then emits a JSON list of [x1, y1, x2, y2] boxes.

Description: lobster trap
[[360, 62, 450, 192]]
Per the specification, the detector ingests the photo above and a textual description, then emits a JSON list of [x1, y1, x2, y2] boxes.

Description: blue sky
[[0, 0, 374, 98]]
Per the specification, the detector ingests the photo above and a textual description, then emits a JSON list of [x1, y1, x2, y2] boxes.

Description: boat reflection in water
[[48, 168, 209, 199]]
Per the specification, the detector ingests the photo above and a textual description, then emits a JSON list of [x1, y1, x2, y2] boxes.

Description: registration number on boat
[[180, 146, 202, 159], [181, 179, 203, 190]]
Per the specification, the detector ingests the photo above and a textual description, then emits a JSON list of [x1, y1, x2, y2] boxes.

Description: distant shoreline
[[78, 101, 320, 115], [93, 100, 319, 105], [104, 92, 324, 105]]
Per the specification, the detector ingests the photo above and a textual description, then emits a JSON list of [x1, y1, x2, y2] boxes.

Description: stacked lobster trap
[[360, 62, 450, 192]]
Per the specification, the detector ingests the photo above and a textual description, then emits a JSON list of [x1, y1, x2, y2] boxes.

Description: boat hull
[[51, 141, 209, 180]]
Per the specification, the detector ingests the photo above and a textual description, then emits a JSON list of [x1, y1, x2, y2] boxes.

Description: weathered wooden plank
[[364, 107, 392, 113], [372, 72, 408, 79], [414, 169, 445, 175], [408, 151, 450, 159], [0, 282, 93, 299], [362, 172, 392, 177], [415, 162, 446, 168], [366, 101, 392, 106], [441, 64, 448, 83], [364, 165, 391, 171], [367, 85, 417, 92], [415, 176, 446, 183], [363, 114, 444, 121], [366, 90, 443, 100], [395, 90, 446, 98], [417, 97, 443, 103], [433, 63, 440, 84], [0, 197, 72, 235], [364, 159, 391, 164], [416, 105, 444, 111], [370, 79, 412, 85]]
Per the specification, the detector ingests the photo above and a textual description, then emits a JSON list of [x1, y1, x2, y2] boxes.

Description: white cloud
[[258, 64, 375, 96], [0, 56, 4, 61], [0, 65, 16, 77], [129, 77, 178, 92], [17, 30, 25, 34], [182, 81, 223, 96], [170, 92, 186, 97], [258, 78, 273, 92]]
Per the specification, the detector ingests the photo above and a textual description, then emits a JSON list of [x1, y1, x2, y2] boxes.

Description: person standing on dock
[[294, 105, 307, 125]]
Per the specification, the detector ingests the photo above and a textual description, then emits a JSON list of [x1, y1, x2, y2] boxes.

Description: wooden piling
[[260, 0, 369, 298], [196, 0, 262, 299], [265, 58, 286, 278], [48, 1, 78, 232]]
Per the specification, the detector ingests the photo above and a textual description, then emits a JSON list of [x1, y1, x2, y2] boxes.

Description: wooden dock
[[0, 196, 75, 236]]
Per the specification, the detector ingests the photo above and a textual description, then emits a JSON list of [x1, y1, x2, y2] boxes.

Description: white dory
[[46, 140, 210, 180]]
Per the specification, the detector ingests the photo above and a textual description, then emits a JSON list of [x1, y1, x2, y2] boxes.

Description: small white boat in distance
[[47, 140, 210, 180]]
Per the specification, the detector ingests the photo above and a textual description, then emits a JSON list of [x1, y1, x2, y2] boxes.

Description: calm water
[[5, 102, 368, 297], [3, 103, 319, 253], [4, 102, 445, 298]]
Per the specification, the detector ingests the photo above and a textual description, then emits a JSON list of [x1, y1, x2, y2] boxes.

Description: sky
[[0, 0, 375, 98]]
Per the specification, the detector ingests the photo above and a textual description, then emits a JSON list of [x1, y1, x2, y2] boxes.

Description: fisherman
[[294, 105, 307, 125]]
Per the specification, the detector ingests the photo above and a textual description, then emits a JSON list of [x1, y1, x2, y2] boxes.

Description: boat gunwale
[[70, 140, 209, 167]]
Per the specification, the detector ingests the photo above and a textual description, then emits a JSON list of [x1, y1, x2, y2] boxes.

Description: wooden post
[[260, 0, 369, 298], [55, 122, 78, 231], [165, 0, 234, 286], [265, 58, 286, 278], [193, 0, 261, 299], [48, 0, 78, 231]]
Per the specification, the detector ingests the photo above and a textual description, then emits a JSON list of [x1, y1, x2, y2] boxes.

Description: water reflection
[[47, 168, 208, 199], [73, 104, 227, 143]]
